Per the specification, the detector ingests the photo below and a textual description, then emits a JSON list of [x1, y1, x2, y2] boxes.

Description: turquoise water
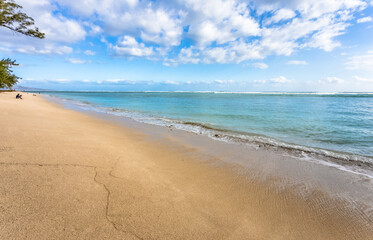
[[44, 92, 373, 163]]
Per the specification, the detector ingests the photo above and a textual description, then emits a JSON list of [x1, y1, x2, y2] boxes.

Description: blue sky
[[1, 0, 373, 91]]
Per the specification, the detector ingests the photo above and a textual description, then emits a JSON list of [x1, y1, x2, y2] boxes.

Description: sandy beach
[[0, 91, 372, 240]]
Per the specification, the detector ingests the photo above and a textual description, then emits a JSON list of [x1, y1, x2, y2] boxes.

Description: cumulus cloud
[[15, 0, 86, 43], [87, 24, 103, 35], [287, 60, 308, 65], [319, 77, 344, 84], [252, 0, 366, 19], [187, 1, 260, 46], [357, 16, 373, 23], [164, 47, 200, 66], [0, 0, 86, 55], [180, 0, 367, 63], [56, 0, 183, 46], [177, 2, 362, 64], [0, 0, 371, 64], [111, 36, 154, 57]]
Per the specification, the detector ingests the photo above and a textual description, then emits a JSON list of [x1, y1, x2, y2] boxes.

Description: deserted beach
[[1, 0, 373, 239], [1, 92, 372, 239]]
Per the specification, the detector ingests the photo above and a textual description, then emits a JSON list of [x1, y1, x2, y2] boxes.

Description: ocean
[[43, 91, 373, 174]]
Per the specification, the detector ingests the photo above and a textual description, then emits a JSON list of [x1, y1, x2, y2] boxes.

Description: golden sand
[[0, 92, 372, 239]]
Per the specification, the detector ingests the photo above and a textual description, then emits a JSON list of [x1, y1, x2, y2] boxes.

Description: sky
[[0, 0, 373, 92]]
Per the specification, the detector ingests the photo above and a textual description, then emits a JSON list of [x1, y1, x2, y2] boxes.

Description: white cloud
[[255, 76, 291, 84], [202, 47, 231, 63], [353, 75, 373, 83], [253, 0, 367, 19], [357, 16, 373, 23], [105, 79, 124, 83], [0, 0, 86, 55], [87, 24, 102, 35], [50, 78, 71, 83], [214, 79, 234, 84], [187, 1, 260, 46], [164, 47, 200, 66], [254, 80, 267, 84], [163, 80, 180, 85], [184, 7, 357, 64], [56, 0, 183, 46], [265, 9, 296, 25], [84, 50, 96, 56], [137, 8, 183, 46], [111, 36, 154, 57], [188, 21, 234, 46], [287, 60, 308, 65], [0, 29, 71, 54], [0, 29, 73, 54], [345, 52, 373, 70], [319, 77, 344, 84], [269, 76, 291, 83], [16, 0, 86, 43], [40, 15, 86, 43], [252, 62, 269, 69], [168, 40, 265, 65], [305, 30, 341, 51], [67, 58, 89, 64], [17, 44, 73, 55], [105, 79, 138, 84], [0, 0, 370, 64]]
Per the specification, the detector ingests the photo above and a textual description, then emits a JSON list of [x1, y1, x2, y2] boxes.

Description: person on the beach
[[16, 94, 23, 99]]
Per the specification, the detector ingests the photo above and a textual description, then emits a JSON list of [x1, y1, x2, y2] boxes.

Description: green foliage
[[0, 0, 46, 88], [0, 58, 19, 89], [0, 0, 45, 39]]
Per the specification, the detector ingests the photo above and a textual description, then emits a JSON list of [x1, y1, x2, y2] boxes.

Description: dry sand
[[0, 92, 372, 239]]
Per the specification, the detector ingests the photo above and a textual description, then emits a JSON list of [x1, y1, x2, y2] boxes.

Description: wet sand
[[0, 92, 372, 239]]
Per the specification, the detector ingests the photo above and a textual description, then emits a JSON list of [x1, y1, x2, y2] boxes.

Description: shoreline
[[49, 93, 373, 206], [45, 93, 373, 179], [1, 91, 373, 239]]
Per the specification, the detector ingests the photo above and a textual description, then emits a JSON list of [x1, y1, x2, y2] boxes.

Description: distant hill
[[13, 85, 52, 92]]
